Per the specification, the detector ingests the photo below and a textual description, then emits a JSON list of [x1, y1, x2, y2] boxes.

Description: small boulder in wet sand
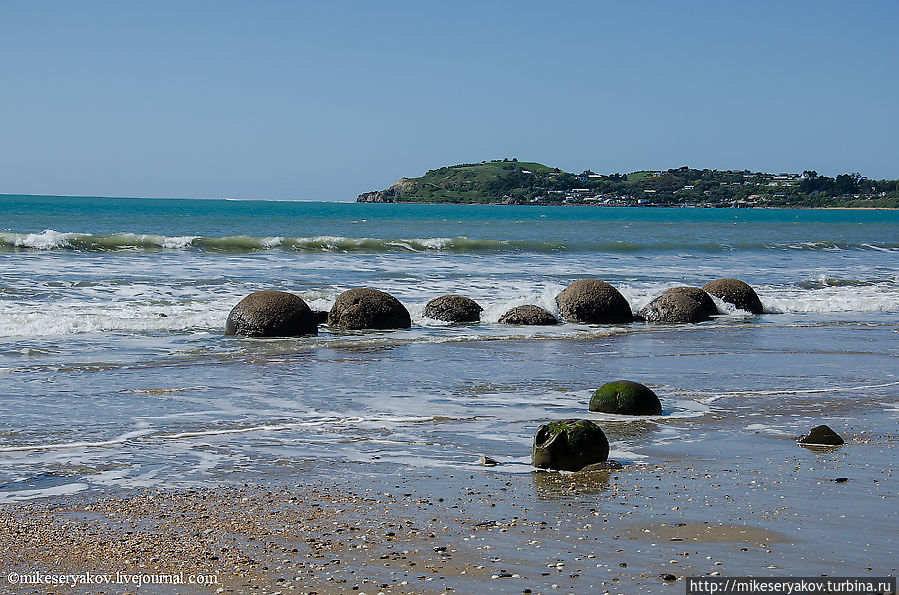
[[798, 424, 845, 446], [312, 310, 329, 325], [662, 286, 719, 315], [532, 419, 610, 471], [225, 290, 318, 337], [424, 294, 483, 323], [590, 380, 662, 415], [328, 288, 411, 330], [498, 305, 558, 325], [556, 279, 633, 324], [636, 292, 710, 323], [702, 278, 764, 314]]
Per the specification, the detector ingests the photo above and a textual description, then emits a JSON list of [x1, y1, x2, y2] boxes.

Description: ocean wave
[[3, 230, 897, 254]]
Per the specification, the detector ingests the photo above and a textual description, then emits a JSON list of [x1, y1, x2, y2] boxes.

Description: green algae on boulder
[[532, 419, 610, 471], [589, 380, 662, 415]]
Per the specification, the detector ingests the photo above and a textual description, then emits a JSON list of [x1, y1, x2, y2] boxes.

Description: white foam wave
[[1, 229, 79, 249], [0, 428, 154, 453], [163, 235, 198, 249], [160, 415, 437, 440], [762, 285, 899, 314], [0, 482, 88, 503], [700, 381, 899, 402]]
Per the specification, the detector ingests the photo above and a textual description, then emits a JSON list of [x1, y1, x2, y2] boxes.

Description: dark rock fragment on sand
[[555, 279, 633, 324], [702, 278, 764, 314], [498, 305, 558, 325], [328, 288, 411, 330], [660, 573, 678, 581], [580, 460, 624, 472], [636, 292, 711, 323], [532, 419, 610, 471], [225, 290, 318, 337], [590, 380, 662, 416], [798, 424, 845, 446], [424, 294, 483, 323]]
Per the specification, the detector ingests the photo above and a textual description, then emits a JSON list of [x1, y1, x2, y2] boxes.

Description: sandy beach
[[2, 407, 894, 594]]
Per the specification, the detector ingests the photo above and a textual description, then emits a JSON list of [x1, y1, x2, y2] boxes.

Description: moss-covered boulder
[[556, 279, 633, 324], [225, 290, 318, 337], [636, 292, 711, 323], [589, 380, 662, 415], [798, 424, 845, 446], [702, 278, 764, 314], [532, 419, 610, 471], [424, 294, 483, 323], [662, 286, 718, 315], [498, 305, 558, 325], [328, 288, 411, 330]]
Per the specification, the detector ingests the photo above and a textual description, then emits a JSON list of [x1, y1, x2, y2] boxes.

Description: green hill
[[357, 159, 561, 204], [357, 160, 899, 208]]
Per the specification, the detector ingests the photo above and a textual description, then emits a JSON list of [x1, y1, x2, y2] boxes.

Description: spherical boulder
[[589, 380, 662, 415], [424, 294, 483, 323], [328, 288, 411, 330], [702, 278, 764, 314], [225, 290, 318, 337], [498, 305, 558, 325], [532, 419, 610, 471], [662, 286, 718, 315], [798, 424, 844, 446], [555, 279, 633, 324], [636, 292, 710, 323]]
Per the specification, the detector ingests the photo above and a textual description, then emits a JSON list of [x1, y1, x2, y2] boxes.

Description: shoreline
[[1, 372, 895, 592], [373, 201, 897, 210], [3, 193, 895, 209], [2, 407, 895, 593]]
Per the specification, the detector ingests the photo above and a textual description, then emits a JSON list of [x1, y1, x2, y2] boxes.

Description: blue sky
[[1, 1, 897, 200]]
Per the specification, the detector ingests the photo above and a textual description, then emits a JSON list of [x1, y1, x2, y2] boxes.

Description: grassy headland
[[358, 159, 899, 208]]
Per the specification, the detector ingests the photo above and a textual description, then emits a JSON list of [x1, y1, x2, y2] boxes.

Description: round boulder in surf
[[225, 290, 318, 337], [328, 288, 411, 330], [424, 294, 483, 323], [660, 286, 718, 315], [498, 305, 558, 325], [556, 279, 633, 324], [636, 291, 711, 323], [702, 278, 764, 314]]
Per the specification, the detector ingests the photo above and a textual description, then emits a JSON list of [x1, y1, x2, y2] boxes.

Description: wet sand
[[2, 419, 895, 594]]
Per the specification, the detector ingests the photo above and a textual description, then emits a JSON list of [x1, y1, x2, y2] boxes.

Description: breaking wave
[[2, 230, 898, 254]]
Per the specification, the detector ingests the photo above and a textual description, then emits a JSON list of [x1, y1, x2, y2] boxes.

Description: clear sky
[[2, 1, 897, 201]]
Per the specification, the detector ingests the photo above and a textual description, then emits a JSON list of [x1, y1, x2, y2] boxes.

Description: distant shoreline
[[2, 193, 896, 209]]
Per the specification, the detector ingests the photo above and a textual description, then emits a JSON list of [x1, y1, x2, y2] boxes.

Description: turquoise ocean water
[[1, 195, 897, 504]]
